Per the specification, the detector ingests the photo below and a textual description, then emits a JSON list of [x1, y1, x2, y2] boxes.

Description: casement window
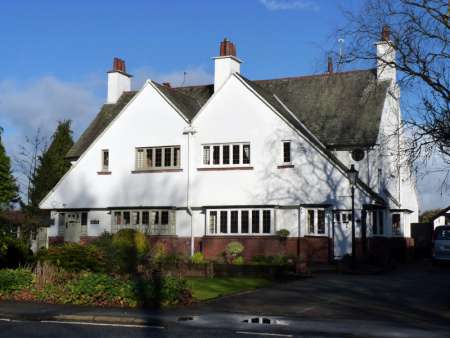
[[306, 209, 327, 235], [334, 211, 352, 223], [392, 213, 401, 236], [111, 209, 175, 235], [101, 150, 109, 171], [370, 210, 384, 236], [57, 213, 66, 236], [207, 209, 273, 235], [202, 143, 251, 167], [282, 141, 291, 163], [90, 219, 100, 225], [136, 146, 180, 170]]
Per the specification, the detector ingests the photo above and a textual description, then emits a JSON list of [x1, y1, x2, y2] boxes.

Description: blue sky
[[0, 0, 447, 210]]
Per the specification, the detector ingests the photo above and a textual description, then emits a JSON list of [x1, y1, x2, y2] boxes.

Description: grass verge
[[186, 277, 271, 301]]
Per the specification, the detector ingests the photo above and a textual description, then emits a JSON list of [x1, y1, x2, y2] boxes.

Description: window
[[202, 143, 251, 167], [220, 211, 228, 233], [241, 210, 249, 233], [142, 211, 149, 225], [392, 214, 401, 236], [371, 210, 384, 236], [80, 212, 88, 226], [263, 210, 271, 233], [231, 211, 238, 233], [306, 209, 327, 235], [90, 219, 100, 225], [203, 146, 210, 165], [136, 146, 180, 170], [233, 145, 240, 164], [283, 141, 291, 163], [213, 146, 220, 164], [223, 145, 230, 164], [243, 144, 250, 164], [209, 211, 218, 234], [252, 210, 260, 233], [207, 209, 273, 235], [101, 150, 109, 171], [112, 209, 175, 235]]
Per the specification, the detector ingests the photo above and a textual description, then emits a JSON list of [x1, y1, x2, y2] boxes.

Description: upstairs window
[[306, 209, 327, 235], [283, 141, 291, 163], [202, 143, 251, 166], [101, 150, 109, 171], [136, 146, 180, 170]]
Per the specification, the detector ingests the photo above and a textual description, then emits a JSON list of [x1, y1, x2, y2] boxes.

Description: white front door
[[64, 212, 81, 243], [333, 211, 353, 259]]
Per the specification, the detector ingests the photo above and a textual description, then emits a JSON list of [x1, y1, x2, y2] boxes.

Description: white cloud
[[259, 0, 319, 11]]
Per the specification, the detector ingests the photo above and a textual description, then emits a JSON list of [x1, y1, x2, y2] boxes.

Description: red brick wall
[[48, 236, 64, 245]]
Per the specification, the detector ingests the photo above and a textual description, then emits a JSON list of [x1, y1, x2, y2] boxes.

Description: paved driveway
[[191, 262, 450, 330]]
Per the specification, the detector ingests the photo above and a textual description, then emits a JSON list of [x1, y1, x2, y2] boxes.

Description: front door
[[64, 212, 81, 243], [333, 211, 353, 259]]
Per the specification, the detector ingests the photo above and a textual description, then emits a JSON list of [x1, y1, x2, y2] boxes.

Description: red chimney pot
[[327, 56, 333, 74], [381, 25, 390, 41], [113, 57, 126, 73], [219, 38, 237, 57]]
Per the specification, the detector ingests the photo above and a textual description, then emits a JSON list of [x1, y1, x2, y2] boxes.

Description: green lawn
[[186, 277, 272, 301]]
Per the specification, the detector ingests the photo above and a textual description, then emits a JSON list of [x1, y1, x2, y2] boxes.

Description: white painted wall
[[214, 56, 241, 92], [107, 72, 131, 104]]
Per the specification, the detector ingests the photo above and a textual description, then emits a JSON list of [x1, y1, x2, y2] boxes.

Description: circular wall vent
[[351, 149, 365, 161]]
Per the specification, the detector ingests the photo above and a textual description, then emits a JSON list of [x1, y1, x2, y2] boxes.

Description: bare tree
[[15, 128, 48, 206], [336, 0, 449, 186]]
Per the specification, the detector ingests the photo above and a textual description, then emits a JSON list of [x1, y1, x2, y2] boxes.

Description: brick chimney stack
[[213, 38, 242, 92], [107, 57, 132, 104], [327, 56, 333, 74]]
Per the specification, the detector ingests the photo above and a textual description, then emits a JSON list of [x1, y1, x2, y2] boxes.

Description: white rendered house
[[40, 33, 419, 262]]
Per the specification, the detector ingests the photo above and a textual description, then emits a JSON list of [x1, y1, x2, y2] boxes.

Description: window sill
[[97, 171, 111, 175], [197, 166, 254, 171], [131, 168, 183, 173], [277, 164, 295, 169]]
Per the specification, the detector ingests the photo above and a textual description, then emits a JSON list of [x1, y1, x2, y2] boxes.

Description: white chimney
[[107, 58, 132, 104], [213, 38, 242, 92], [376, 25, 396, 82]]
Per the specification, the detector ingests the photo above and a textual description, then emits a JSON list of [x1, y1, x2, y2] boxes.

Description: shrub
[[232, 256, 245, 265], [150, 275, 191, 306], [0, 238, 33, 269], [276, 229, 290, 238], [0, 268, 34, 294], [191, 252, 205, 264], [65, 272, 138, 306], [42, 243, 106, 273], [225, 241, 244, 257]]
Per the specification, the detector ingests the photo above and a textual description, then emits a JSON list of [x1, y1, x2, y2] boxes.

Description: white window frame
[[101, 149, 109, 171], [111, 209, 176, 235], [201, 143, 251, 167], [391, 213, 402, 236], [135, 146, 180, 171], [206, 208, 274, 235], [282, 140, 292, 164], [305, 208, 328, 236]]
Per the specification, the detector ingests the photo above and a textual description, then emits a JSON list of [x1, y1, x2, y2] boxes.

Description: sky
[[0, 0, 447, 211]]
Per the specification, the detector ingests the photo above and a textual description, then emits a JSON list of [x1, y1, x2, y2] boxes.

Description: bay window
[[111, 209, 175, 235]]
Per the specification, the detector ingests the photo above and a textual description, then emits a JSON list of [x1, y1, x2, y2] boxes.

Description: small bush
[[0, 268, 34, 294], [225, 242, 244, 257], [276, 229, 290, 238], [232, 256, 245, 265], [152, 275, 191, 306], [191, 252, 205, 264], [42, 243, 106, 273]]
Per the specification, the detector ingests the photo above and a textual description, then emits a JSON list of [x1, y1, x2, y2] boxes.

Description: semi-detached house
[[40, 30, 419, 262]]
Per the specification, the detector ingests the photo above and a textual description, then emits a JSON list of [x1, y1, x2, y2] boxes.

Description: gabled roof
[[66, 69, 389, 159]]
